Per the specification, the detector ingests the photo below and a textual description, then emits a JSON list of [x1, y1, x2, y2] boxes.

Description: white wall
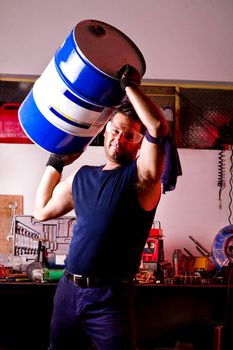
[[1, 0, 233, 262], [0, 143, 231, 261], [1, 0, 233, 81]]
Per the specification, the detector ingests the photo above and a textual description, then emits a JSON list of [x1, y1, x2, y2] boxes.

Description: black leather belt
[[64, 270, 132, 288]]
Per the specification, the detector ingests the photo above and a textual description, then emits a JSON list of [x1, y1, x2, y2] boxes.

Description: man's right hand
[[118, 64, 141, 91]]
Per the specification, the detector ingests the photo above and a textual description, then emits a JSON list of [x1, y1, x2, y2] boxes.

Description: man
[[33, 65, 168, 350]]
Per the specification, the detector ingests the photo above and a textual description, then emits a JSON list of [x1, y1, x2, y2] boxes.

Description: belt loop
[[87, 277, 90, 288]]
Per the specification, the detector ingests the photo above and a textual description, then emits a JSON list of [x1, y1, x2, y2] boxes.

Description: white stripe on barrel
[[33, 59, 107, 137]]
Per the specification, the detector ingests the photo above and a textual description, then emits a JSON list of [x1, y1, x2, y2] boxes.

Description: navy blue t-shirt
[[65, 160, 157, 278]]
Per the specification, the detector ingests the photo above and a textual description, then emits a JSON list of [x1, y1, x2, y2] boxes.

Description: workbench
[[0, 282, 232, 350]]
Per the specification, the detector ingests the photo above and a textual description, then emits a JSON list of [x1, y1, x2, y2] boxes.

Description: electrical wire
[[218, 150, 226, 209], [228, 146, 233, 225], [174, 88, 233, 223], [175, 89, 233, 222]]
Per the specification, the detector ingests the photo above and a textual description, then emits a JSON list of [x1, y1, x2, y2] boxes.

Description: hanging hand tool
[[6, 202, 18, 253]]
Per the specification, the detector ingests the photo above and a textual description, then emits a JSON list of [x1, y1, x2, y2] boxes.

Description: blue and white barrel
[[19, 19, 146, 154]]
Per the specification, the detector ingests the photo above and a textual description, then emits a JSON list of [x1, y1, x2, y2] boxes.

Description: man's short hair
[[110, 100, 146, 134]]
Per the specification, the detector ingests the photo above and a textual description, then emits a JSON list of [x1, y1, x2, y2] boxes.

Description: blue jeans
[[49, 275, 136, 350]]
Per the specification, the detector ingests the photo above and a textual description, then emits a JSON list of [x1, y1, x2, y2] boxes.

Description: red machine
[[0, 103, 32, 143], [142, 223, 164, 264]]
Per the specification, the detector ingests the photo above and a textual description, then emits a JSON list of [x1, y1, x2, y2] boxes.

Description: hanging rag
[[160, 136, 182, 194]]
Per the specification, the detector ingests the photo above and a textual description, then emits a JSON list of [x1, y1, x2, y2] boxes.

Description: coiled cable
[[218, 150, 226, 209], [228, 146, 233, 225]]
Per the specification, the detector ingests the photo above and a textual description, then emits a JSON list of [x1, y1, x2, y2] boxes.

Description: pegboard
[[177, 88, 233, 149], [13, 215, 76, 266], [0, 195, 24, 254]]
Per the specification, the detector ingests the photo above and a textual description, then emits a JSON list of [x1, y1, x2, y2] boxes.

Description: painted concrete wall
[[0, 143, 231, 261], [1, 0, 233, 81], [0, 0, 233, 261]]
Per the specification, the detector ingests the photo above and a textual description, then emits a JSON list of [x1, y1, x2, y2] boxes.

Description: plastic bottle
[[172, 249, 183, 276]]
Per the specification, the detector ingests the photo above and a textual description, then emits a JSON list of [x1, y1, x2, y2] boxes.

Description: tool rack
[[13, 215, 76, 266]]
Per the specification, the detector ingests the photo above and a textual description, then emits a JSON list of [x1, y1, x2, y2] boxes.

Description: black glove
[[118, 64, 141, 91], [46, 151, 84, 174]]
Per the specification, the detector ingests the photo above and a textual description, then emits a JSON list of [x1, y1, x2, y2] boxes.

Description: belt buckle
[[73, 274, 90, 288]]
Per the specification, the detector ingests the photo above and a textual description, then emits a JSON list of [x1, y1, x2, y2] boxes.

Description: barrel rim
[[73, 19, 146, 78]]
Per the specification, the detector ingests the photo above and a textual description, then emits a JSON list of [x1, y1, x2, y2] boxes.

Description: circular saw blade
[[212, 225, 233, 270]]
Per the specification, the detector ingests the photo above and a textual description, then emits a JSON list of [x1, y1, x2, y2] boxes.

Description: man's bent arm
[[33, 166, 75, 221], [125, 86, 168, 211]]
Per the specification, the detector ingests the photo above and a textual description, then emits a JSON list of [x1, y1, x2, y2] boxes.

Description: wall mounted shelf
[[1, 74, 233, 148]]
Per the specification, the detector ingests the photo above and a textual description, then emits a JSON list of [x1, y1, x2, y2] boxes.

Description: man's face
[[104, 112, 143, 164]]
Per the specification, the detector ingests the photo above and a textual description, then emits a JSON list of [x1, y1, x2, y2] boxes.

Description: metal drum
[[18, 19, 146, 154]]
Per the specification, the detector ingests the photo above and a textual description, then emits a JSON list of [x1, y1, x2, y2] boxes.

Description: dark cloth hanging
[[160, 136, 182, 194]]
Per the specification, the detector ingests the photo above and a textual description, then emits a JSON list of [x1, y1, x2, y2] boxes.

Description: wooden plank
[[0, 195, 23, 254]]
